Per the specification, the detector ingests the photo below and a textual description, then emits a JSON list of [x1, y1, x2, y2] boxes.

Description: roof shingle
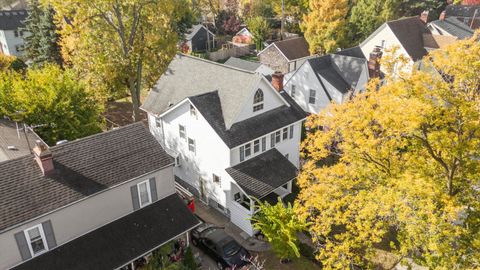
[[270, 37, 310, 61], [0, 9, 27, 30]]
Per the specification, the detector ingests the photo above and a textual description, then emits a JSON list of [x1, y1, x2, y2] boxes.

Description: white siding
[[228, 183, 254, 235], [0, 30, 27, 57]]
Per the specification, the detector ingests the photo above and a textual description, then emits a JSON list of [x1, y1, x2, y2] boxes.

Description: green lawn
[[257, 250, 322, 270]]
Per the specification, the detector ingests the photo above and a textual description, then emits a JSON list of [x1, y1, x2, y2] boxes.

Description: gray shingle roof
[[307, 54, 368, 96], [335, 46, 365, 59], [185, 24, 214, 40], [12, 194, 200, 270], [387, 17, 430, 61], [224, 57, 262, 72], [0, 9, 27, 30], [0, 122, 173, 232], [141, 54, 265, 129], [226, 148, 297, 198], [269, 37, 310, 61], [430, 17, 474, 39], [445, 4, 480, 18], [0, 119, 42, 162], [189, 91, 306, 148]]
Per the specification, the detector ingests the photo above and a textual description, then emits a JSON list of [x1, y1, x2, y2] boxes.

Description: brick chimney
[[33, 140, 55, 177], [420, 10, 429, 23], [271, 71, 284, 92], [439, 10, 446, 21], [368, 46, 383, 79]]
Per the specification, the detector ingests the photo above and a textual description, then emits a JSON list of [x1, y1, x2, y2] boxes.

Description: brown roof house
[[257, 37, 311, 74]]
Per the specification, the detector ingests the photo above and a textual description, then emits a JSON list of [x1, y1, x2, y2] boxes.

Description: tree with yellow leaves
[[44, 0, 189, 121], [300, 0, 349, 54], [296, 34, 480, 269]]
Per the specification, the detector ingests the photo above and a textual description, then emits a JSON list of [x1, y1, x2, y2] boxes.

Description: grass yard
[[256, 251, 322, 270]]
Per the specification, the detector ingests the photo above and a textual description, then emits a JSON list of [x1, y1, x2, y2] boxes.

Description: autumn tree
[[296, 34, 480, 269], [251, 198, 308, 261], [246, 16, 270, 50], [44, 0, 189, 121], [301, 0, 349, 54], [0, 65, 102, 145]]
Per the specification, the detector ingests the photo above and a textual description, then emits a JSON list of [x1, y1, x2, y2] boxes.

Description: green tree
[[296, 34, 480, 269], [251, 198, 308, 261], [45, 0, 189, 121], [301, 0, 349, 54], [246, 16, 270, 51], [23, 0, 62, 66], [0, 65, 102, 145]]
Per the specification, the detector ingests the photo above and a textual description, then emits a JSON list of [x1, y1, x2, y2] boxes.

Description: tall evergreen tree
[[23, 0, 62, 66]]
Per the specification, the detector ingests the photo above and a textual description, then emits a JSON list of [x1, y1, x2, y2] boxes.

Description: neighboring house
[[0, 0, 27, 10], [0, 9, 27, 57], [0, 119, 42, 162], [232, 27, 253, 44], [183, 24, 215, 52], [335, 46, 366, 59], [428, 12, 474, 39], [141, 54, 307, 236], [284, 53, 369, 114], [444, 4, 480, 28], [258, 37, 311, 74], [224, 57, 274, 77], [0, 123, 200, 270]]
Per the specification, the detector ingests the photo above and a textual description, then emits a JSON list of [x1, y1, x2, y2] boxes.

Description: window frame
[[270, 133, 275, 147], [213, 174, 221, 184], [291, 85, 296, 97], [309, 89, 316, 104], [282, 128, 288, 140], [190, 104, 197, 119], [253, 139, 260, 153], [253, 89, 264, 112], [289, 125, 294, 139], [24, 224, 48, 257], [155, 117, 162, 128], [179, 125, 186, 139], [137, 180, 152, 208], [275, 131, 281, 143], [244, 143, 251, 157], [188, 138, 196, 153], [240, 145, 245, 161], [261, 137, 266, 152]]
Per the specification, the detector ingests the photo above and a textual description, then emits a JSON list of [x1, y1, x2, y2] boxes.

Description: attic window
[[190, 104, 197, 118], [253, 89, 264, 112]]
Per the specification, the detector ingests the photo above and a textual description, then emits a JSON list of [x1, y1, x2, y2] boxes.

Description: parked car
[[191, 223, 250, 269]]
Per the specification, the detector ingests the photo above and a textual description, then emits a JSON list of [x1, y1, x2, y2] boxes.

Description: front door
[[199, 177, 208, 204]]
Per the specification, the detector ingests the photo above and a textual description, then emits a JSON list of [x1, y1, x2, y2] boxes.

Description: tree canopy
[[0, 65, 102, 145], [44, 0, 189, 121], [246, 16, 270, 50], [296, 34, 480, 269], [301, 0, 349, 54]]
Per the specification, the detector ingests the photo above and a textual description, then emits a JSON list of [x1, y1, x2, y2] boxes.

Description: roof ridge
[[176, 53, 257, 75], [273, 36, 304, 45], [386, 16, 421, 25], [49, 122, 146, 150]]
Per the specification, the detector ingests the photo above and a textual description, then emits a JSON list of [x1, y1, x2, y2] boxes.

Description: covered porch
[[225, 149, 298, 236]]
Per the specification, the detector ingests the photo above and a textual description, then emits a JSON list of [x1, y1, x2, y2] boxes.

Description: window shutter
[[149, 178, 158, 202], [289, 125, 294, 139], [270, 133, 275, 147], [239, 146, 245, 162], [14, 231, 32, 260], [131, 185, 140, 210], [41, 220, 57, 249]]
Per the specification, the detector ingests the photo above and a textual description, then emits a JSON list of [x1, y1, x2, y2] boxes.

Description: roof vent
[[7, 145, 18, 151], [168, 102, 174, 107], [56, 140, 68, 145]]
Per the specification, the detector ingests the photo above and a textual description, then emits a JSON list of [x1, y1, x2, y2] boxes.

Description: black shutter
[[14, 231, 32, 261], [131, 185, 140, 210], [149, 178, 158, 202], [41, 220, 57, 249]]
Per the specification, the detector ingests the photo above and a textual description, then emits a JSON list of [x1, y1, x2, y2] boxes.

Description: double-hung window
[[253, 139, 260, 153], [282, 128, 288, 140], [309, 89, 316, 104], [188, 138, 196, 153], [24, 225, 48, 257], [137, 180, 152, 208], [179, 125, 186, 139], [289, 125, 294, 139], [245, 143, 251, 157], [261, 137, 266, 152], [291, 85, 296, 97], [275, 131, 281, 143]]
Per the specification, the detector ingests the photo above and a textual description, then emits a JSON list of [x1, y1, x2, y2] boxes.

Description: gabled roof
[[185, 24, 215, 40], [235, 27, 252, 36], [0, 119, 42, 162], [422, 34, 458, 49], [445, 4, 480, 18], [226, 148, 297, 198], [304, 54, 368, 97], [429, 17, 474, 39], [142, 54, 276, 130], [224, 57, 262, 72], [386, 17, 431, 61], [12, 194, 200, 270], [259, 37, 310, 61], [0, 123, 173, 232], [335, 46, 366, 59], [0, 9, 27, 30], [189, 91, 306, 148]]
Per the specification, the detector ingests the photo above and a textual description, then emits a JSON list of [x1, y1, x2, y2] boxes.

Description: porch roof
[[12, 194, 201, 270], [226, 149, 297, 199]]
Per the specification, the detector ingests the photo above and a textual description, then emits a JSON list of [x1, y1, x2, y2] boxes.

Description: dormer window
[[190, 104, 197, 119], [253, 89, 264, 112]]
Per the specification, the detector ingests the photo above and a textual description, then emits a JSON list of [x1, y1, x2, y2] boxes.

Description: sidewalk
[[194, 202, 270, 252]]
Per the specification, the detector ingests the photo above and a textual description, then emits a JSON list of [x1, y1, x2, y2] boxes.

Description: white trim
[[137, 180, 152, 208], [1, 165, 174, 234], [24, 224, 48, 257], [359, 23, 388, 48]]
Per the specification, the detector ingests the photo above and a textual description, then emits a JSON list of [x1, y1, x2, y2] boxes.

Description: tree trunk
[[128, 76, 141, 122]]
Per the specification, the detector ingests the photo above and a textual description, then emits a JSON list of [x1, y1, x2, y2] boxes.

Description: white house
[[283, 53, 369, 115], [0, 10, 28, 57], [141, 54, 307, 235]]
